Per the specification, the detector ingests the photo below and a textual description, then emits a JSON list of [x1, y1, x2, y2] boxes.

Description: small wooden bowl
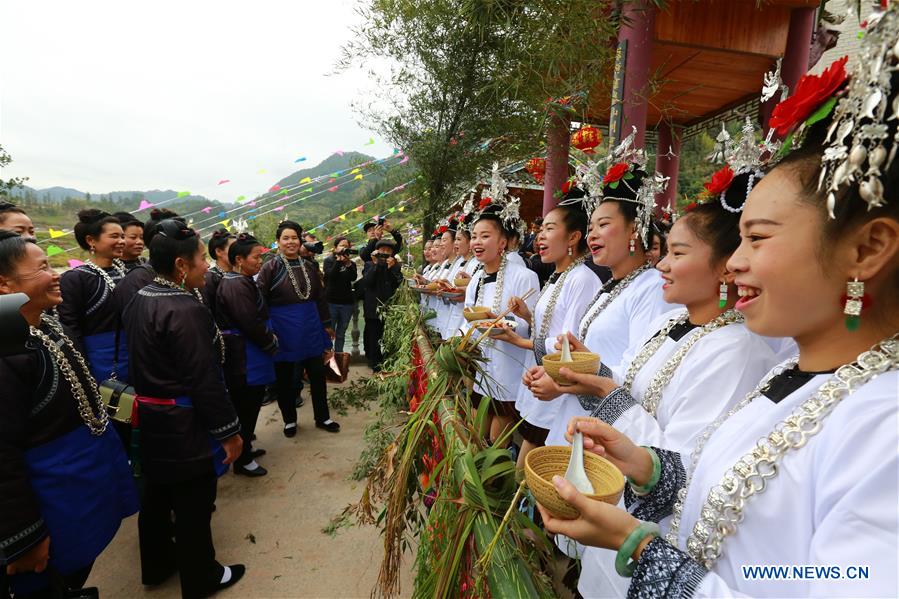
[[425, 282, 441, 291], [463, 306, 491, 322], [454, 276, 471, 287], [542, 352, 600, 386], [525, 446, 625, 519]]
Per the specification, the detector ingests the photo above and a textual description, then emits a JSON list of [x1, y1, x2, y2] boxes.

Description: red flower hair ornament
[[478, 197, 492, 210], [703, 166, 735, 196], [769, 56, 849, 138], [603, 162, 635, 189]]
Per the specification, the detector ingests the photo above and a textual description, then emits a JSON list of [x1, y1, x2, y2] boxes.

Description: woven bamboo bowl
[[463, 306, 492, 322], [525, 446, 625, 519], [425, 282, 441, 291], [542, 352, 600, 386], [454, 276, 471, 287]]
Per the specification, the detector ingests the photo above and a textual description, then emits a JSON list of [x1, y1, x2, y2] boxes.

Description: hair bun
[[77, 208, 110, 224], [149, 208, 179, 220], [0, 201, 18, 211]]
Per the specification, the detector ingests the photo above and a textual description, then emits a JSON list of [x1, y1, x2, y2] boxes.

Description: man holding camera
[[322, 237, 358, 353], [360, 238, 403, 371], [360, 218, 403, 263]]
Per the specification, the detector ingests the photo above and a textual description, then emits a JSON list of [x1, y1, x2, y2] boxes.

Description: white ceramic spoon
[[565, 430, 594, 494]]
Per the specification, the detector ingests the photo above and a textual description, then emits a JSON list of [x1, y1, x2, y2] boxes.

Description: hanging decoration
[[524, 157, 547, 184], [571, 125, 602, 154]]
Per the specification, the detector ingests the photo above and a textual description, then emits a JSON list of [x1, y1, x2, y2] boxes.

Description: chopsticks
[[469, 288, 536, 347]]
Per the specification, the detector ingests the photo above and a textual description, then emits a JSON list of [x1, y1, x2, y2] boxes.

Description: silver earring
[[179, 271, 187, 289], [567, 246, 573, 256], [718, 282, 728, 309], [628, 238, 636, 256], [844, 277, 865, 331]]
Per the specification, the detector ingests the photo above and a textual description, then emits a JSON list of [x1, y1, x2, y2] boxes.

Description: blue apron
[[223, 319, 276, 386], [11, 425, 139, 594], [82, 330, 130, 384], [269, 303, 332, 362]]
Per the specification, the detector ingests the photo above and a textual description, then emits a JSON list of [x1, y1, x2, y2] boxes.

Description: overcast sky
[[1, 0, 393, 203]]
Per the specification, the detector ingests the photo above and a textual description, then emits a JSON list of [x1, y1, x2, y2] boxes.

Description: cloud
[[1, 0, 391, 202]]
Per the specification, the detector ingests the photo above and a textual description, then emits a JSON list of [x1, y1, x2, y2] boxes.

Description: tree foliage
[[0, 145, 29, 198], [339, 0, 622, 233]]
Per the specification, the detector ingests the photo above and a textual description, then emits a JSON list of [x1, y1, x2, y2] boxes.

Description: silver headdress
[[704, 116, 768, 213], [570, 127, 668, 250], [475, 162, 522, 231], [818, 4, 899, 217]]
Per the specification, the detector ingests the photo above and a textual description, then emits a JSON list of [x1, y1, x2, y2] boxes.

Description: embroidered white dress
[[661, 369, 898, 598], [463, 263, 538, 402], [434, 256, 464, 339], [515, 264, 603, 431], [443, 258, 480, 339], [545, 268, 669, 446], [578, 309, 779, 598]]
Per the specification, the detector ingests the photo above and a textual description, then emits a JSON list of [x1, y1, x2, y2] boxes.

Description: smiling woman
[[0, 231, 139, 598], [57, 209, 129, 386], [538, 34, 899, 596]]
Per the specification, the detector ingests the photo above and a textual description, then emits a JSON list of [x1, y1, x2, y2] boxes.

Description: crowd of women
[[414, 20, 899, 598], [0, 197, 352, 597]]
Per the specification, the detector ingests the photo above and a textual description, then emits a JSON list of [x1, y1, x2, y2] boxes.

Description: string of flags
[[39, 149, 410, 245]]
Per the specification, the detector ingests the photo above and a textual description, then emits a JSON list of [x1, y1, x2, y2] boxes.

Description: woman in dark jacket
[[124, 219, 244, 598], [322, 236, 357, 353], [0, 232, 138, 598], [216, 233, 277, 476], [257, 221, 339, 436], [201, 228, 235, 318], [57, 209, 128, 385]]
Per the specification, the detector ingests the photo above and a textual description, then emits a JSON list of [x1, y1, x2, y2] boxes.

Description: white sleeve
[[513, 268, 540, 338], [652, 334, 775, 453], [609, 309, 683, 384], [463, 271, 481, 309], [559, 270, 603, 337]]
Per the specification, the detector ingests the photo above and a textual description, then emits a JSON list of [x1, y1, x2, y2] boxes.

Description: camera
[[336, 247, 359, 256], [373, 252, 390, 263], [303, 240, 324, 254], [0, 293, 30, 356]]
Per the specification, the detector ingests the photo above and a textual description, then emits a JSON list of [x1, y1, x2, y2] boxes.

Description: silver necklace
[[30, 315, 108, 435], [475, 254, 507, 348], [85, 259, 124, 292], [667, 334, 899, 569], [475, 254, 508, 316], [577, 262, 653, 340], [531, 257, 585, 343], [280, 254, 312, 301], [640, 311, 743, 418]]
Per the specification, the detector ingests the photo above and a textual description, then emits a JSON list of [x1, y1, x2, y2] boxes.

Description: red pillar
[[655, 123, 681, 209], [617, 1, 656, 149], [760, 7, 816, 130], [542, 112, 570, 216]]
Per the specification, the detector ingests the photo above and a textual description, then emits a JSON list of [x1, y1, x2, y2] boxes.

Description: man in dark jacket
[[360, 238, 403, 371], [360, 219, 403, 262]]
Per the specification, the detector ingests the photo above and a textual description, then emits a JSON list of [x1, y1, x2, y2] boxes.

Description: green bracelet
[[627, 446, 660, 496], [615, 521, 660, 577]]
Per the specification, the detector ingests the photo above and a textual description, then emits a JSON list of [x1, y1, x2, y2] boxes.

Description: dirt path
[[86, 366, 414, 598]]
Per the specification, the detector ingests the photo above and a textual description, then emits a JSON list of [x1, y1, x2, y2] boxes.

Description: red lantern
[[571, 126, 602, 154], [525, 157, 547, 184]]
